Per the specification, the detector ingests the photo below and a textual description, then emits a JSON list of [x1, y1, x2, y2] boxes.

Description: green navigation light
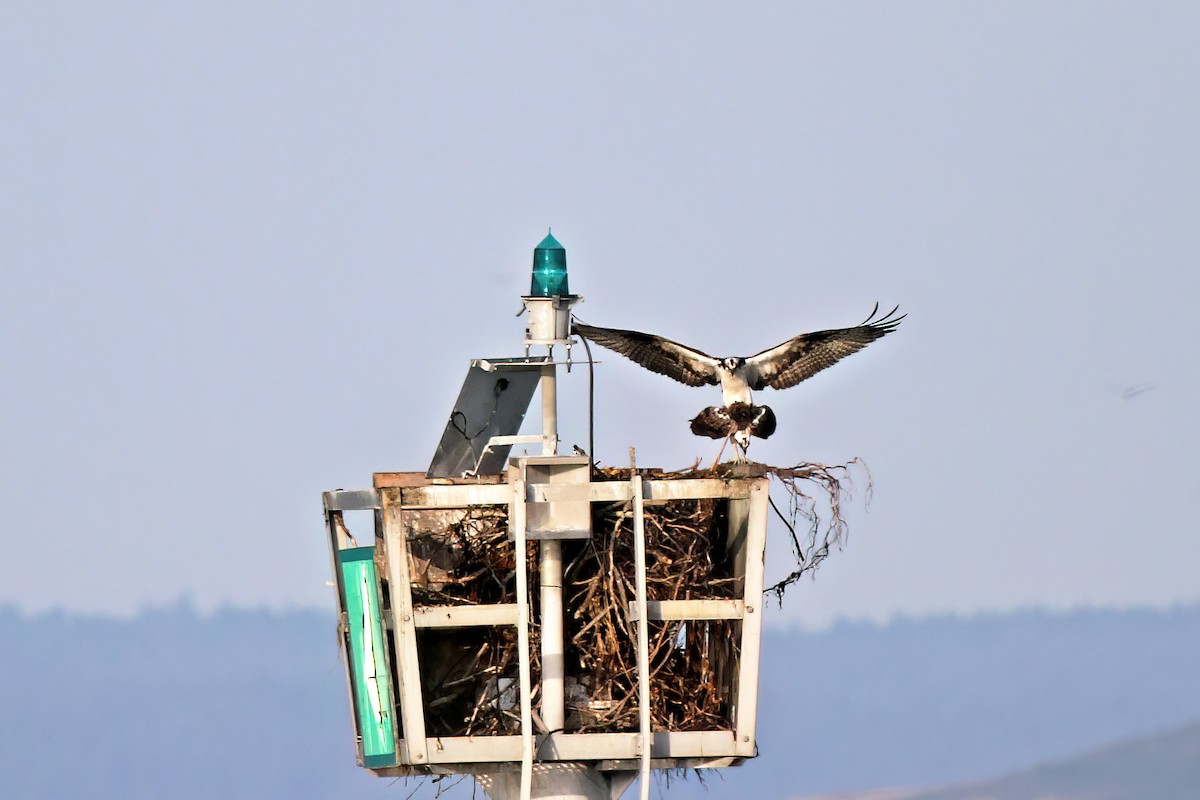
[[530, 230, 568, 296]]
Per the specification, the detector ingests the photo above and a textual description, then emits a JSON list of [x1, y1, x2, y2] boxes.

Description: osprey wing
[[744, 304, 904, 390], [573, 322, 720, 387]]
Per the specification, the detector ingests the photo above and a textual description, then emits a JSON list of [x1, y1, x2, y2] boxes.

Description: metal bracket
[[323, 490, 381, 511], [483, 434, 543, 451]]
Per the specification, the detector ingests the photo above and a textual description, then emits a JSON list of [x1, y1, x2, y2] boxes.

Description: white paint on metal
[[343, 474, 771, 781], [512, 479, 534, 800], [541, 362, 558, 456], [477, 761, 633, 800], [732, 481, 769, 757], [324, 509, 363, 759], [511, 455, 592, 540], [630, 474, 651, 800], [626, 599, 745, 621], [540, 538, 565, 737], [412, 604, 520, 628], [400, 476, 756, 509], [380, 491, 429, 763], [534, 360, 568, 745], [418, 730, 738, 764], [323, 489, 381, 511], [530, 478, 751, 504], [401, 483, 512, 508], [485, 434, 544, 449], [522, 295, 579, 346]]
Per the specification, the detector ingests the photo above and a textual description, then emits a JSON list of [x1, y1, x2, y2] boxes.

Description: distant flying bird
[[573, 304, 904, 462], [1110, 382, 1155, 400]]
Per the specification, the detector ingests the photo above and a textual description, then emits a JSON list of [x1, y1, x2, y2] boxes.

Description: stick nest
[[396, 459, 864, 739]]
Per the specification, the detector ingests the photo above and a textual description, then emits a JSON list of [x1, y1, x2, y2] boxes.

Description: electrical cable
[[573, 316, 597, 474]]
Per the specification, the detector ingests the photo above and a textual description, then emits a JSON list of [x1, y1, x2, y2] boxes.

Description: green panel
[[338, 547, 398, 767]]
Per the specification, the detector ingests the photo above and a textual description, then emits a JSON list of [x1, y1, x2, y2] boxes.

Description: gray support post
[[732, 480, 769, 756], [323, 506, 361, 759], [538, 360, 566, 736], [540, 540, 565, 735], [477, 764, 637, 800], [380, 492, 428, 764], [540, 361, 558, 456], [631, 474, 652, 800], [513, 479, 534, 800]]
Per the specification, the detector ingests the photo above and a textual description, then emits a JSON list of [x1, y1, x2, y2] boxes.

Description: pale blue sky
[[3, 3, 1198, 627]]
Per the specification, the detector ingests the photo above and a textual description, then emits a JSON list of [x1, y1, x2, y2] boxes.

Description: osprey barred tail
[[573, 304, 903, 461]]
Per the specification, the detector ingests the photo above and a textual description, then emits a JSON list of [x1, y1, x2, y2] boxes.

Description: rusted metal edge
[[323, 489, 380, 511], [375, 472, 505, 489]]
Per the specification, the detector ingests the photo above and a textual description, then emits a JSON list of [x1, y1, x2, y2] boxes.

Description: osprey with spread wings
[[572, 304, 904, 462]]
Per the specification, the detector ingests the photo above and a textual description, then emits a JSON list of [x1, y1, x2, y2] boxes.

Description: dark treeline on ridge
[[2, 603, 1199, 799]]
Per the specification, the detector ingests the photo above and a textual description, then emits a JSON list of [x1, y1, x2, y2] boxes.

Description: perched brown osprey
[[572, 304, 903, 461], [689, 402, 778, 453]]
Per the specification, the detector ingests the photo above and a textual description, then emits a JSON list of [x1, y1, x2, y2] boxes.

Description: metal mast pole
[[482, 232, 637, 800], [540, 358, 566, 737]]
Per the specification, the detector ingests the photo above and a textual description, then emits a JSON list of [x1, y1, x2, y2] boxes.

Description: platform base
[[476, 764, 637, 800]]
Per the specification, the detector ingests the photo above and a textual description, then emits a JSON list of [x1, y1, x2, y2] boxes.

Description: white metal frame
[[512, 478, 535, 800], [324, 472, 769, 777], [630, 473, 652, 800]]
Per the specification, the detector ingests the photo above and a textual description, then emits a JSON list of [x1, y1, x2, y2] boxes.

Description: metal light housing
[[523, 230, 580, 346]]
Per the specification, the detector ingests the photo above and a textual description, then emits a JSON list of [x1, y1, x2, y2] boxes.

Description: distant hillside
[[2, 604, 1199, 799], [0, 604, 397, 800], [682, 605, 1200, 799], [800, 720, 1200, 800], [924, 720, 1200, 800]]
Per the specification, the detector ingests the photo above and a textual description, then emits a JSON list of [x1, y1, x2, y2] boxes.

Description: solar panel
[[425, 356, 548, 478]]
